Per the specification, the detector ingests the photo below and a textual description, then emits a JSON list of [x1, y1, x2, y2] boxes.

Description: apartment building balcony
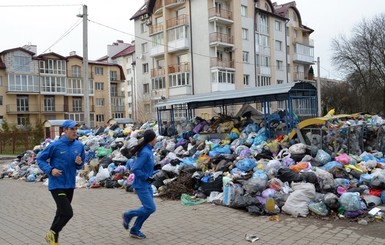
[[7, 74, 40, 93], [6, 104, 40, 114], [149, 23, 163, 36], [208, 7, 233, 24], [168, 26, 190, 53], [256, 66, 271, 76], [209, 32, 234, 47], [153, 0, 163, 14], [150, 44, 165, 57], [210, 58, 235, 69], [63, 105, 95, 113], [111, 105, 126, 112], [169, 85, 192, 97], [292, 53, 315, 65], [151, 67, 166, 77], [41, 104, 65, 113], [292, 43, 315, 64], [166, 15, 188, 29], [165, 0, 185, 9], [293, 72, 315, 81], [168, 62, 190, 74]]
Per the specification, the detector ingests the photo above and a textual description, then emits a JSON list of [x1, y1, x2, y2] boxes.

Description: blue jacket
[[131, 144, 154, 189], [37, 136, 85, 191]]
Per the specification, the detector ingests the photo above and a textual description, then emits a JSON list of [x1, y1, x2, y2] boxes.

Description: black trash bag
[[199, 175, 223, 196], [330, 167, 349, 179], [230, 193, 258, 209], [180, 164, 197, 174], [152, 170, 169, 189], [99, 156, 113, 168], [255, 149, 273, 160], [247, 203, 265, 215], [349, 169, 363, 179], [276, 168, 302, 183]]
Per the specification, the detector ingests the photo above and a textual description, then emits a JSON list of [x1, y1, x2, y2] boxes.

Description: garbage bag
[[181, 193, 206, 206]]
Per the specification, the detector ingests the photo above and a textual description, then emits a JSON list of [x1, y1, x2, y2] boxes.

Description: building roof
[[36, 52, 66, 60], [156, 82, 314, 109], [0, 47, 36, 56], [130, 1, 152, 20], [274, 1, 314, 33], [111, 45, 135, 59]]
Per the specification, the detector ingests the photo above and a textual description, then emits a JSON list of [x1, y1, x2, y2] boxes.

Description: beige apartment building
[[130, 0, 315, 121], [0, 45, 126, 128]]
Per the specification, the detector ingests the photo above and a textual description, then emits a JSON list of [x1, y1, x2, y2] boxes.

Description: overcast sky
[[0, 0, 383, 80]]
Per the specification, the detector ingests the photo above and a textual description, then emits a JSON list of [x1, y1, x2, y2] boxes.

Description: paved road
[[1, 178, 385, 245]]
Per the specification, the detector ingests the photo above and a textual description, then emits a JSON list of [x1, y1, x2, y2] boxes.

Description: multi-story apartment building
[[99, 40, 136, 121], [0, 45, 126, 128], [130, 0, 315, 121]]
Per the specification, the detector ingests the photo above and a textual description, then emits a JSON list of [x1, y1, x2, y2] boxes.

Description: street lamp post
[[316, 57, 321, 117]]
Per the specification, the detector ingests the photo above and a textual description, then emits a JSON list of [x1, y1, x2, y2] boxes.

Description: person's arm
[[75, 144, 86, 170], [37, 143, 55, 175], [132, 150, 150, 180]]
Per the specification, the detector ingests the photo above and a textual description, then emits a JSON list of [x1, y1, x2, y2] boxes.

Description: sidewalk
[[0, 178, 385, 245]]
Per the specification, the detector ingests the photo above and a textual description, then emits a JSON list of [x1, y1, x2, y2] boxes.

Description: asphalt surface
[[1, 175, 385, 245]]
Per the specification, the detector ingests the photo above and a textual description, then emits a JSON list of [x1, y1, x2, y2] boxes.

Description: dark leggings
[[50, 189, 74, 234]]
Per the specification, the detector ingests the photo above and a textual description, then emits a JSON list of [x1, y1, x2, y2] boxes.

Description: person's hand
[[51, 168, 62, 177], [75, 154, 82, 165]]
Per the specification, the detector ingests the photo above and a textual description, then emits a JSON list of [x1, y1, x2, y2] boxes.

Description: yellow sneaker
[[45, 230, 59, 245]]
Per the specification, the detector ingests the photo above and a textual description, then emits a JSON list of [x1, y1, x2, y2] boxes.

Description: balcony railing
[[149, 24, 163, 35], [208, 7, 232, 20], [151, 67, 166, 77], [293, 72, 314, 81], [209, 32, 234, 44], [166, 15, 188, 29], [210, 58, 235, 68], [168, 62, 190, 74], [165, 0, 186, 7], [111, 105, 126, 112]]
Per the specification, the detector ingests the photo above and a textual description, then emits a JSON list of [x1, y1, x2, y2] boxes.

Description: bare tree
[[331, 14, 385, 115]]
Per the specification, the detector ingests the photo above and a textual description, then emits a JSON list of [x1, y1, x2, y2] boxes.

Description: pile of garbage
[[1, 113, 385, 222]]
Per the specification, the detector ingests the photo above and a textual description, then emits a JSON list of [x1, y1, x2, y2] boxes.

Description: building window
[[242, 28, 248, 40], [242, 51, 249, 63], [44, 96, 55, 111], [0, 96, 3, 106], [17, 95, 28, 112], [143, 84, 150, 94], [261, 55, 269, 67], [96, 98, 104, 107], [72, 98, 82, 112], [275, 40, 282, 51], [95, 67, 103, 75], [96, 114, 105, 122], [277, 79, 284, 84], [110, 71, 117, 81], [0, 76, 2, 86], [14, 56, 30, 72], [276, 60, 283, 70], [17, 114, 29, 126], [243, 75, 250, 86], [151, 77, 166, 89], [144, 104, 150, 113], [143, 63, 149, 74], [259, 14, 268, 34], [141, 43, 148, 53], [95, 82, 104, 90], [110, 84, 118, 97], [127, 68, 132, 74], [257, 76, 271, 87], [275, 21, 282, 32], [71, 65, 81, 77], [169, 73, 190, 87], [140, 22, 148, 33], [241, 5, 247, 17]]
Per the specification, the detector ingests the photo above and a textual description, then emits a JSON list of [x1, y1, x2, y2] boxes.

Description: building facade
[[130, 0, 315, 121], [0, 46, 125, 128]]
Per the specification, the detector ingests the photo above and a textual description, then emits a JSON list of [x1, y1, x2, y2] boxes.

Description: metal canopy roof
[[156, 82, 306, 109]]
